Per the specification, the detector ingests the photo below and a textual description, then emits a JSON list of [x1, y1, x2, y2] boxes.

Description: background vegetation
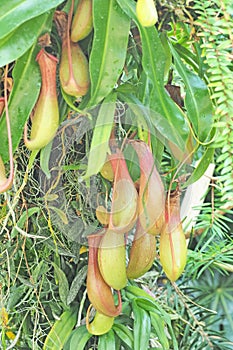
[[0, 0, 233, 349]]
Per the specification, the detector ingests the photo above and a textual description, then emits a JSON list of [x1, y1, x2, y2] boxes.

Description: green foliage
[[84, 93, 117, 179], [0, 0, 65, 42], [193, 0, 233, 205], [169, 42, 213, 142], [189, 271, 233, 343], [0, 45, 41, 162], [0, 0, 233, 349], [87, 0, 131, 107], [117, 0, 190, 153], [0, 0, 63, 67], [43, 306, 78, 350]]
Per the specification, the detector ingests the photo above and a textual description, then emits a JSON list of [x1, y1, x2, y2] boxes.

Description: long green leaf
[[112, 324, 134, 349], [98, 329, 116, 350], [135, 298, 179, 350], [63, 325, 92, 350], [83, 93, 117, 179], [52, 263, 69, 306], [0, 11, 52, 67], [0, 0, 64, 40], [172, 43, 209, 80], [43, 308, 78, 350], [119, 93, 165, 164], [88, 0, 130, 107], [183, 147, 215, 188], [11, 207, 40, 238], [170, 43, 213, 142], [116, 0, 189, 151], [40, 141, 53, 179], [118, 93, 154, 135], [140, 31, 189, 149], [0, 14, 53, 162], [150, 312, 170, 350], [67, 265, 88, 305], [125, 286, 179, 350], [132, 301, 151, 350]]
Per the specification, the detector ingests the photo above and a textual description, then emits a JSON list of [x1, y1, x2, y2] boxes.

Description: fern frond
[[193, 0, 233, 205]]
